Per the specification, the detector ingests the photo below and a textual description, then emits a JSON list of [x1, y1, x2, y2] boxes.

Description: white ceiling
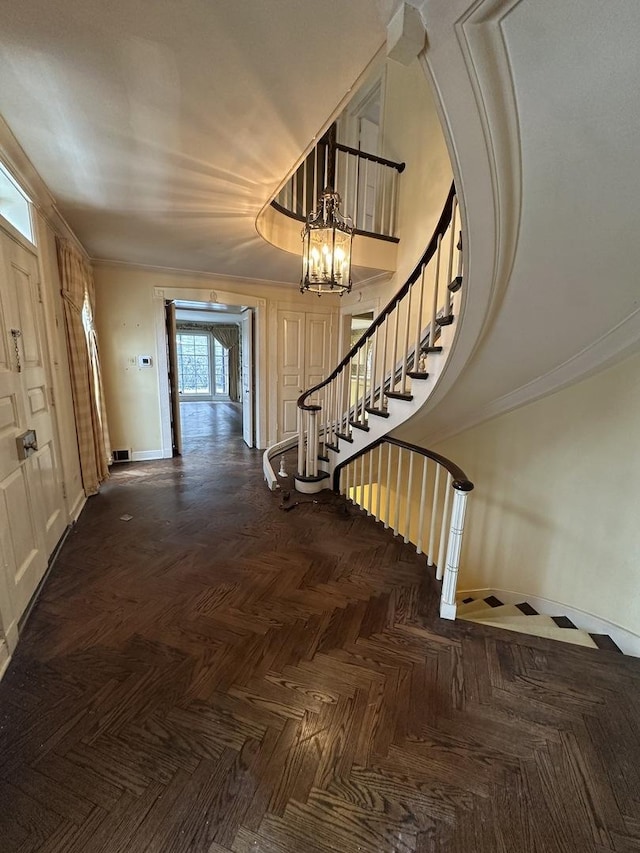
[[0, 0, 396, 282]]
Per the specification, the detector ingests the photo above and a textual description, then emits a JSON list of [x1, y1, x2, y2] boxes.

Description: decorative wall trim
[[458, 587, 640, 658], [0, 640, 11, 681], [69, 491, 86, 524], [131, 450, 165, 462]]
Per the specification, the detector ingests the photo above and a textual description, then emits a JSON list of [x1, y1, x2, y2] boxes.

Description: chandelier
[[300, 187, 354, 295]]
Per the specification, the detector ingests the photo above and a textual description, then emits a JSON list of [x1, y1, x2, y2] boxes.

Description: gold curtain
[[56, 238, 111, 496], [209, 325, 240, 403]]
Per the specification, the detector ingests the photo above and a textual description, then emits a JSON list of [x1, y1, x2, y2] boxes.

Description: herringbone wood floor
[[1, 404, 639, 852]]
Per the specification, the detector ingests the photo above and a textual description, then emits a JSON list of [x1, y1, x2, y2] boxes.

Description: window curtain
[[175, 322, 240, 402], [209, 326, 240, 403], [56, 238, 111, 496]]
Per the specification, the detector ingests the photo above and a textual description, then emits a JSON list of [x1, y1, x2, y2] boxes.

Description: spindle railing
[[296, 182, 460, 481], [273, 125, 405, 240], [335, 437, 473, 619]]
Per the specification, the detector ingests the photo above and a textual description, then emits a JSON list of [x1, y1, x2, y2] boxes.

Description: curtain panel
[[56, 238, 111, 496], [175, 322, 240, 402]]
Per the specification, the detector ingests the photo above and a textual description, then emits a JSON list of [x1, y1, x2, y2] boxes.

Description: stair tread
[[467, 613, 559, 627], [466, 604, 530, 621], [385, 391, 413, 401], [456, 599, 495, 616], [365, 406, 389, 418], [293, 470, 330, 483], [466, 618, 598, 648]]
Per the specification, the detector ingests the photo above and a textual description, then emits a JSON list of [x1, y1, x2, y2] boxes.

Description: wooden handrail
[[298, 182, 457, 411], [334, 142, 405, 172], [332, 435, 474, 493]]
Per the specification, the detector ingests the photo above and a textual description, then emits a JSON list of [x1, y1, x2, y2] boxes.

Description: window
[[176, 332, 229, 398], [0, 162, 33, 243]]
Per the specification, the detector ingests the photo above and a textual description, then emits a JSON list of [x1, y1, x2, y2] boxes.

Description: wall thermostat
[[137, 355, 153, 367]]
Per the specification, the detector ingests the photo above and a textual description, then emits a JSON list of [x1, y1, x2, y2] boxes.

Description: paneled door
[[277, 311, 305, 440], [0, 227, 65, 638], [276, 309, 335, 441]]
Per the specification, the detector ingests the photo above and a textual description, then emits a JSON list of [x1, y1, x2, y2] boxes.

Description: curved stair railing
[[335, 436, 473, 620], [273, 124, 405, 241], [294, 182, 461, 487]]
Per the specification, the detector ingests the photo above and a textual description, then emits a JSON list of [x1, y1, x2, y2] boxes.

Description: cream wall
[[431, 353, 640, 635], [94, 263, 339, 455], [342, 57, 453, 315]]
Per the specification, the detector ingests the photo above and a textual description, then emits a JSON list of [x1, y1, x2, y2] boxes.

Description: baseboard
[[458, 587, 640, 657], [131, 450, 165, 462], [0, 640, 10, 681], [69, 489, 86, 523]]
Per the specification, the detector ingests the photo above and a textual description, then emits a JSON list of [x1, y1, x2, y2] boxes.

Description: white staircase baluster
[[390, 307, 399, 394], [375, 443, 383, 522], [303, 158, 308, 217], [430, 234, 442, 345], [415, 457, 429, 555], [354, 349, 362, 425], [360, 450, 366, 508], [400, 285, 412, 394], [379, 316, 389, 410], [436, 473, 453, 580], [414, 264, 426, 372], [427, 465, 441, 567], [393, 446, 403, 536], [404, 450, 414, 544], [313, 146, 318, 210], [367, 448, 374, 516], [384, 442, 393, 529], [369, 328, 378, 409], [361, 339, 369, 423], [362, 159, 370, 232]]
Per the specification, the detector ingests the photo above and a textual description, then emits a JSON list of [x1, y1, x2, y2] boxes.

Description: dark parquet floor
[[1, 404, 639, 852]]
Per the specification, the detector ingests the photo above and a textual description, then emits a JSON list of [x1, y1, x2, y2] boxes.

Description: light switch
[[137, 355, 153, 368]]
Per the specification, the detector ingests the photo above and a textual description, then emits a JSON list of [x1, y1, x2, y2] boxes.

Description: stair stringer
[[327, 287, 462, 482]]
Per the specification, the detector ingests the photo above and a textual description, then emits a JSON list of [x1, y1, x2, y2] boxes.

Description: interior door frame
[[154, 287, 266, 452], [241, 308, 254, 448]]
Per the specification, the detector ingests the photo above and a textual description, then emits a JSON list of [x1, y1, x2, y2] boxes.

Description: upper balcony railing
[[273, 125, 405, 242]]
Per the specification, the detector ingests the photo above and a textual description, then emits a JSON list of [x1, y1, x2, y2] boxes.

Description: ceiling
[[0, 0, 396, 283]]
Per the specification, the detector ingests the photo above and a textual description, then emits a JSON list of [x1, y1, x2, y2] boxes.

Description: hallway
[[0, 431, 639, 851], [179, 401, 243, 455]]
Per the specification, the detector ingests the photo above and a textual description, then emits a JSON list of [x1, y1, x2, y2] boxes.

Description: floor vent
[[111, 449, 132, 463]]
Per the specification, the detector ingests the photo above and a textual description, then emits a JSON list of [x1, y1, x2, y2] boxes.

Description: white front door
[[241, 310, 254, 448], [0, 227, 65, 638]]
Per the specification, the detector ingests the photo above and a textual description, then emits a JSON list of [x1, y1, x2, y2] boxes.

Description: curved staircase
[[264, 185, 462, 492]]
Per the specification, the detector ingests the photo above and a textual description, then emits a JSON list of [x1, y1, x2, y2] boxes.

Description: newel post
[[297, 408, 305, 477], [439, 479, 474, 620]]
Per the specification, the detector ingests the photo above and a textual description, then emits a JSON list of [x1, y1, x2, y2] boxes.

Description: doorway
[[165, 301, 255, 454]]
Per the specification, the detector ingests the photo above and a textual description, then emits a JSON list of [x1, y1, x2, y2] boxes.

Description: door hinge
[[36, 281, 43, 304], [61, 481, 67, 500], [49, 386, 56, 407]]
